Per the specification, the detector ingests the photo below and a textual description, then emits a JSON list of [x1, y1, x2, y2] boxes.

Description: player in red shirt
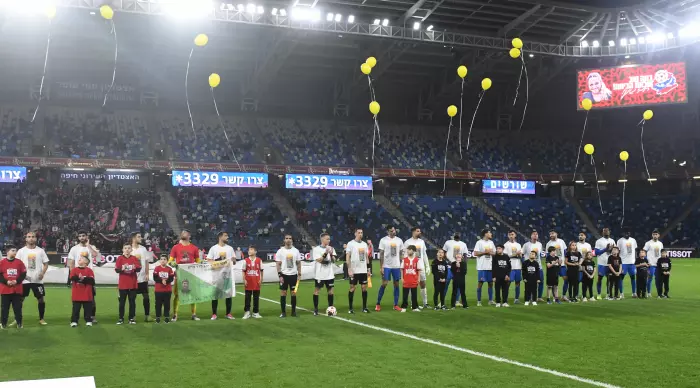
[[153, 254, 175, 324], [168, 230, 201, 322], [400, 245, 423, 313], [70, 256, 95, 327], [1, 245, 26, 329], [242, 246, 264, 319], [115, 244, 141, 325]]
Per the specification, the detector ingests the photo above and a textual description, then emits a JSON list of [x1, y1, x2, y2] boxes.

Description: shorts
[[349, 273, 368, 285], [559, 266, 568, 277], [597, 265, 609, 277], [509, 270, 522, 282], [383, 268, 401, 282], [622, 264, 637, 276], [279, 274, 298, 291], [547, 275, 559, 287], [22, 283, 46, 298], [649, 266, 657, 277], [314, 279, 335, 289], [477, 270, 492, 282], [137, 282, 149, 294], [419, 271, 427, 282]]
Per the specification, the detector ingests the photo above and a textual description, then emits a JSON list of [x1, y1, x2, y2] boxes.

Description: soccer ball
[[326, 306, 337, 316]]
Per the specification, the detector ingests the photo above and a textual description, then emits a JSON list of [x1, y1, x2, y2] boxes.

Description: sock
[[563, 280, 569, 297], [362, 291, 368, 309], [144, 295, 151, 316], [328, 294, 334, 307], [538, 281, 544, 298], [597, 279, 602, 295], [515, 284, 520, 299], [313, 294, 319, 310], [280, 296, 286, 314], [225, 298, 232, 315], [487, 286, 493, 302], [630, 275, 636, 294], [377, 285, 386, 305], [38, 302, 46, 320], [421, 288, 427, 305], [619, 277, 624, 294], [291, 295, 297, 313], [647, 276, 652, 294], [477, 287, 482, 302], [393, 286, 399, 306], [348, 291, 354, 310]]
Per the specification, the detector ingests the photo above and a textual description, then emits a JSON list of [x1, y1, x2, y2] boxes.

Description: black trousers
[[451, 277, 467, 307], [155, 292, 172, 318], [433, 281, 446, 307], [244, 290, 260, 313], [567, 271, 580, 299], [1, 294, 22, 326], [494, 277, 510, 304], [609, 275, 620, 297], [581, 276, 594, 298], [636, 271, 648, 297], [71, 301, 93, 323], [118, 289, 137, 320], [401, 287, 418, 309], [656, 274, 670, 296], [212, 298, 233, 315], [524, 280, 538, 302]]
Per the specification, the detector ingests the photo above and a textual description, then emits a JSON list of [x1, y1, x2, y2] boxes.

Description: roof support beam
[[633, 9, 654, 33], [646, 8, 685, 26], [578, 14, 604, 42], [497, 4, 541, 36], [516, 6, 555, 36], [598, 13, 611, 42], [615, 11, 621, 39], [401, 0, 428, 23], [559, 12, 598, 43]]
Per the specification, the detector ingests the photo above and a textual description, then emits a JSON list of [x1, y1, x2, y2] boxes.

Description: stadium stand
[[0, 106, 34, 157], [0, 183, 32, 245]]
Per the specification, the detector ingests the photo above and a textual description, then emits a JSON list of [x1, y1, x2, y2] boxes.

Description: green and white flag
[[176, 259, 235, 305]]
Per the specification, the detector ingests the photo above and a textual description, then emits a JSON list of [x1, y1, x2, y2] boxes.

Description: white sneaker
[[412, 308, 421, 312], [70, 322, 78, 328], [513, 299, 520, 304], [192, 315, 201, 321], [502, 303, 510, 307], [524, 301, 530, 306], [242, 312, 251, 320], [8, 320, 16, 328], [620, 293, 625, 299], [210, 315, 218, 320], [488, 301, 496, 306], [562, 296, 569, 302], [590, 297, 597, 302], [86, 322, 93, 327], [532, 302, 538, 306], [495, 303, 501, 308], [455, 301, 463, 307], [252, 313, 262, 319], [477, 302, 482, 307], [596, 295, 602, 300], [582, 297, 588, 302], [400, 308, 407, 313]]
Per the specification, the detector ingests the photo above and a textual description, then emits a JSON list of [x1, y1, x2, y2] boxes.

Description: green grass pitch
[[2, 260, 700, 388]]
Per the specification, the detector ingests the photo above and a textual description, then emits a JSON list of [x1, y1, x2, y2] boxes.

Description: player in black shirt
[[635, 250, 650, 299], [432, 249, 449, 310], [656, 249, 672, 298], [581, 252, 595, 301], [565, 241, 582, 302], [522, 251, 541, 306], [607, 247, 623, 299], [450, 255, 468, 309], [545, 246, 561, 304], [491, 245, 512, 307]]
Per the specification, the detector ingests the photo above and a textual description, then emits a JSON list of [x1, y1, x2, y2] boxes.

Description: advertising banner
[[285, 174, 372, 191], [482, 180, 536, 195], [172, 171, 268, 188], [0, 166, 26, 183]]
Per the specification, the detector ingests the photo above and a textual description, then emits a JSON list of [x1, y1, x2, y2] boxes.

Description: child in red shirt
[[153, 254, 175, 324], [115, 244, 141, 325], [400, 245, 423, 313], [243, 246, 264, 319], [1, 245, 26, 329], [70, 256, 95, 327]]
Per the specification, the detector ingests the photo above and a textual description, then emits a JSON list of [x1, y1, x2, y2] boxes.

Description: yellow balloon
[[457, 65, 467, 79], [509, 48, 521, 59], [360, 63, 371, 75], [366, 56, 377, 68], [45, 5, 57, 19], [369, 101, 380, 115], [512, 37, 523, 49], [447, 105, 458, 117], [581, 98, 592, 111], [643, 110, 653, 120], [619, 151, 629, 161], [209, 73, 221, 88], [100, 5, 114, 20], [194, 33, 209, 47], [481, 78, 492, 91], [584, 144, 595, 155]]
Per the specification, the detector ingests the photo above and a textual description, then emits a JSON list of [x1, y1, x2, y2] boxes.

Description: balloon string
[[185, 47, 196, 139], [31, 19, 52, 123], [639, 119, 652, 184], [513, 58, 524, 106], [102, 20, 118, 107], [371, 117, 379, 199], [443, 117, 453, 192], [621, 161, 627, 227], [518, 54, 529, 131], [573, 110, 589, 181], [465, 91, 485, 153], [591, 155, 604, 215], [367, 76, 380, 144], [211, 87, 241, 171], [458, 78, 465, 159]]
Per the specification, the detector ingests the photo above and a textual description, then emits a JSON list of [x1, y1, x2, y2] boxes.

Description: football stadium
[[1, 0, 700, 386]]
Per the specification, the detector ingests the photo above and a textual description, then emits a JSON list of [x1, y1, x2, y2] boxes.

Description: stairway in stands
[[156, 183, 183, 235], [467, 197, 528, 240], [269, 187, 318, 247], [373, 193, 438, 248]]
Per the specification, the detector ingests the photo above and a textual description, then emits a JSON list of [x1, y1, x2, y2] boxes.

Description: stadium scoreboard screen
[[577, 62, 687, 109], [285, 174, 373, 191], [171, 171, 268, 188], [0, 166, 26, 183], [482, 180, 535, 195]]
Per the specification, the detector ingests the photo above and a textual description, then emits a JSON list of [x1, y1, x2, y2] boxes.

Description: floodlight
[[413, 21, 420, 30], [348, 15, 354, 23], [382, 18, 389, 26]]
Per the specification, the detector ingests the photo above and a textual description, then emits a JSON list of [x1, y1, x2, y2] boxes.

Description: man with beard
[[67, 231, 101, 323], [17, 232, 50, 325], [403, 227, 431, 309], [594, 227, 616, 300], [207, 231, 235, 320], [169, 230, 201, 321], [617, 229, 638, 298], [522, 231, 544, 302], [131, 232, 152, 322]]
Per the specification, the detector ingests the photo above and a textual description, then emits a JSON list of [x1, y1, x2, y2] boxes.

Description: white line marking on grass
[[248, 293, 622, 388]]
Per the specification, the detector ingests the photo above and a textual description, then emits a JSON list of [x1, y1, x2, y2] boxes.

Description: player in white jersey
[[643, 229, 664, 296], [403, 227, 431, 309], [503, 230, 523, 304], [443, 233, 469, 305], [545, 230, 568, 301], [130, 232, 152, 322], [67, 230, 102, 322], [207, 231, 236, 320], [575, 232, 592, 297], [617, 229, 638, 298], [17, 232, 50, 325], [376, 226, 404, 312], [346, 228, 371, 314], [474, 229, 496, 306], [594, 227, 616, 300], [313, 233, 337, 316], [275, 234, 302, 318], [522, 230, 544, 301]]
